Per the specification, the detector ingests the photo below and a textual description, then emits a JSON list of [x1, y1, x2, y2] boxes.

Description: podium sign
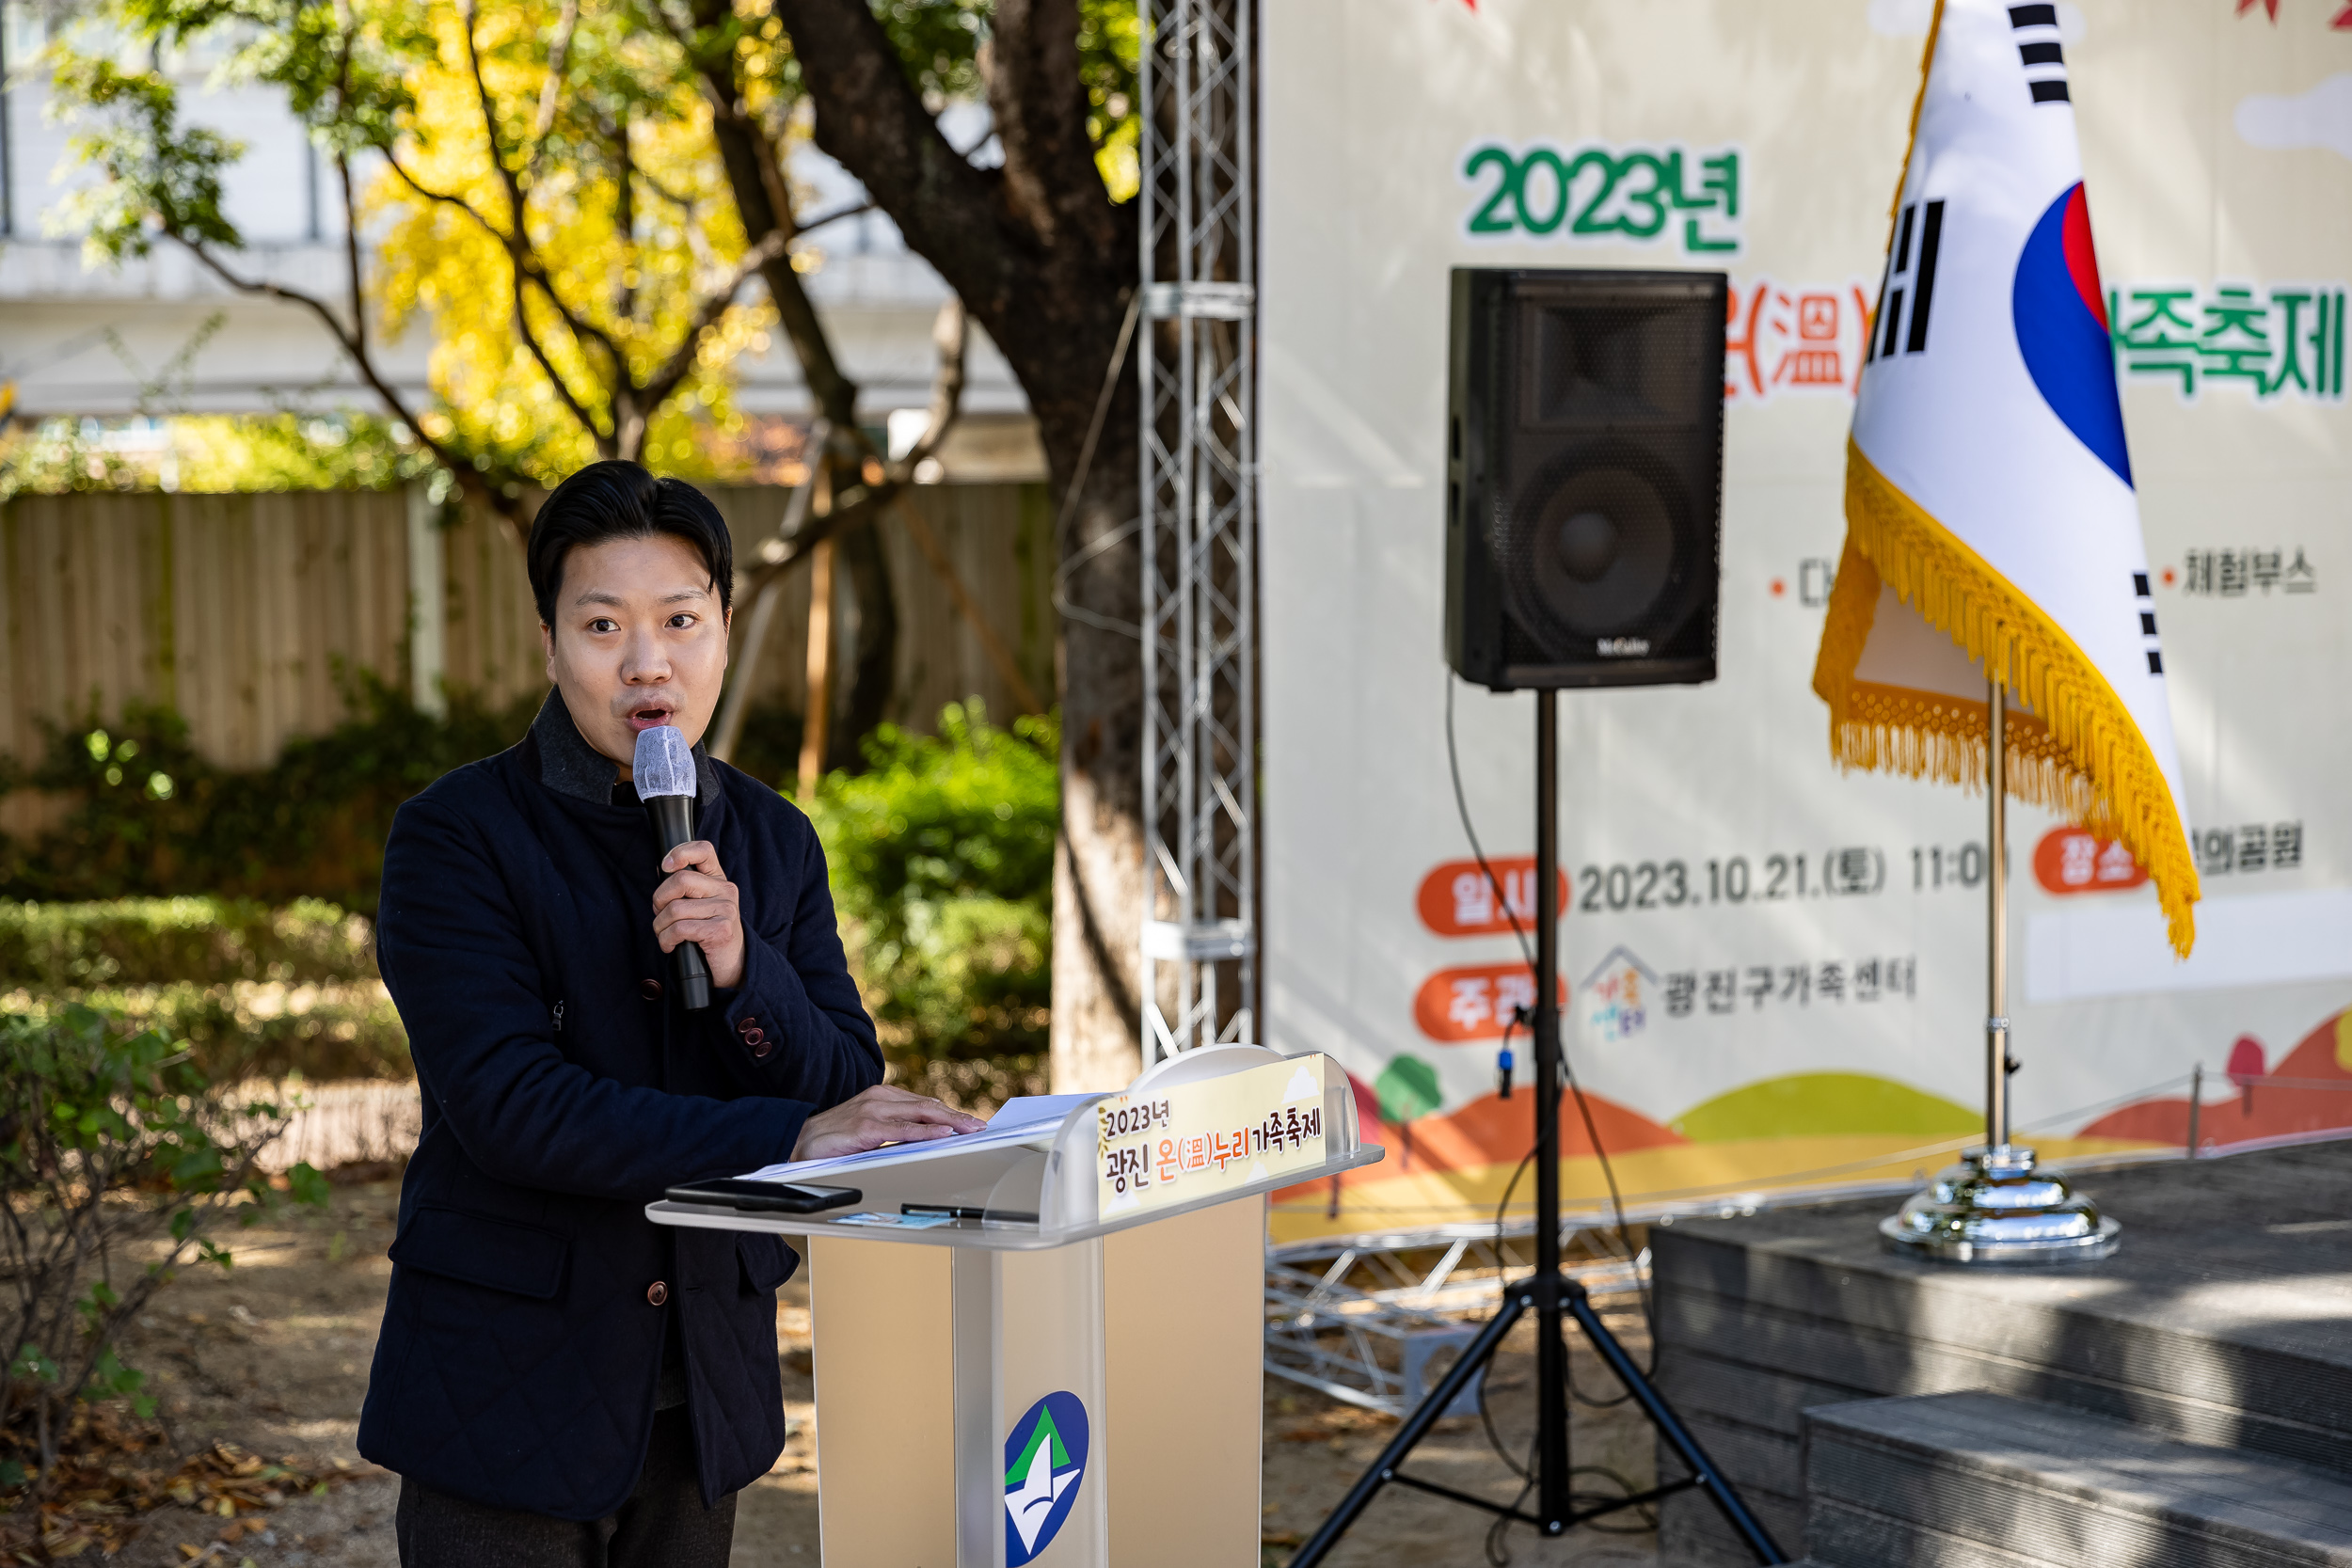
[[648, 1047, 1383, 1567], [1098, 1053, 1330, 1220]]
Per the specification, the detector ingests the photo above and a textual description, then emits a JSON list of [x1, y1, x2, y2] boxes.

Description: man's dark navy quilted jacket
[[357, 692, 882, 1519]]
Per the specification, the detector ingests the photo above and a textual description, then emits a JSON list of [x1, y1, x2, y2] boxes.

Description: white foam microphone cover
[[631, 723, 697, 800]]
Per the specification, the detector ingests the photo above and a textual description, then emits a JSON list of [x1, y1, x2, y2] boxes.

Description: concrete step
[[1659, 1465, 1807, 1568], [1804, 1390, 2352, 1568], [1651, 1141, 2352, 1557]]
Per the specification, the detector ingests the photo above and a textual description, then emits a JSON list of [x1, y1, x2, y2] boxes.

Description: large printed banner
[[1261, 0, 2352, 1244]]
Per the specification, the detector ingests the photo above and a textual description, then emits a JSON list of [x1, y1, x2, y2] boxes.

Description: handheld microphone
[[633, 723, 712, 1012]]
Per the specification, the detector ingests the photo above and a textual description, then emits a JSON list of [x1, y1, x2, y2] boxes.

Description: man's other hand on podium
[[791, 1084, 986, 1162]]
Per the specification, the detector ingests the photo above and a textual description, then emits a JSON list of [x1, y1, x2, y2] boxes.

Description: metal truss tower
[[1137, 0, 1257, 1059]]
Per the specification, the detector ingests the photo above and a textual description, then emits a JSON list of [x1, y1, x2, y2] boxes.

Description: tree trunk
[[831, 519, 899, 770], [767, 0, 1147, 1089], [1046, 410, 1145, 1091]]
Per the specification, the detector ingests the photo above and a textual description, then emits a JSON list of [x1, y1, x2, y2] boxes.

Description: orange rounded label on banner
[[1416, 859, 1570, 936], [2033, 827, 2149, 895], [1412, 963, 1567, 1042]]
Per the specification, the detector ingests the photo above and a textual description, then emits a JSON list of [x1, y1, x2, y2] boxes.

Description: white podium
[[649, 1045, 1381, 1568]]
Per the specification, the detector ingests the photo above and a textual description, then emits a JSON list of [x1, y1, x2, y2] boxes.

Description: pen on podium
[[901, 1204, 1039, 1223]]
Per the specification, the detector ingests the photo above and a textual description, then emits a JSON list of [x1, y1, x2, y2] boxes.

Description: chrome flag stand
[[1881, 672, 2121, 1264]]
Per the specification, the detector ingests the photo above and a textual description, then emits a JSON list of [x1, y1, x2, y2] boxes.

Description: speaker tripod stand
[[1290, 690, 1787, 1567]]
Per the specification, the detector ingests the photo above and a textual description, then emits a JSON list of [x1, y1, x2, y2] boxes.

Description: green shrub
[[725, 695, 807, 792], [811, 703, 1057, 1071], [0, 412, 437, 501], [1, 687, 1067, 1097], [0, 898, 405, 1081], [0, 675, 539, 914], [0, 896, 375, 988], [1, 983, 409, 1084], [0, 1006, 325, 1492]]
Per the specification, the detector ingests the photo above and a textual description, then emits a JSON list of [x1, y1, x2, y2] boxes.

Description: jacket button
[[736, 1015, 759, 1037], [750, 1038, 774, 1061], [641, 977, 663, 1001], [646, 1281, 669, 1307]]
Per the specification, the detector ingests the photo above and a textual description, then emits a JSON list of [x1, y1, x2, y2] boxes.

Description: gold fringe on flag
[[1813, 439, 2200, 956]]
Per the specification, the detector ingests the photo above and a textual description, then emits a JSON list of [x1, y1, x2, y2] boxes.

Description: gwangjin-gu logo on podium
[[1004, 1391, 1089, 1564]]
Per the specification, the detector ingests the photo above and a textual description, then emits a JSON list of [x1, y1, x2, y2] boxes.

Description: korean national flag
[[1812, 0, 2200, 955]]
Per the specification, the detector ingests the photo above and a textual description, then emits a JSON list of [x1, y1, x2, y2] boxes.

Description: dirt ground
[[72, 1179, 1670, 1567]]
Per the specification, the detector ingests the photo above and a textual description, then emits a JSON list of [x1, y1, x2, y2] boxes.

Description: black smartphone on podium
[[664, 1179, 862, 1213]]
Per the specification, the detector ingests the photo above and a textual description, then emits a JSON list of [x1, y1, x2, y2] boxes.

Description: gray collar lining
[[530, 689, 720, 806]]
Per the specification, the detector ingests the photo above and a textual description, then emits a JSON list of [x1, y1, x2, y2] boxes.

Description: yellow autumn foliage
[[366, 0, 778, 485]]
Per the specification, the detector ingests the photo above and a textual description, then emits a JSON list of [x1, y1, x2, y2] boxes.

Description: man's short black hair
[[527, 460, 734, 626]]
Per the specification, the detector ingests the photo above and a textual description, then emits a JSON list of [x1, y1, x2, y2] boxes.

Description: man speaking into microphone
[[359, 460, 982, 1565]]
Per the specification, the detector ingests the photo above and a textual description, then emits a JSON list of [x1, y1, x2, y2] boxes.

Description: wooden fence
[[0, 482, 1055, 836]]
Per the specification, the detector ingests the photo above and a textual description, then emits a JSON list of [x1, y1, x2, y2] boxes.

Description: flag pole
[[1987, 673, 2010, 1151], [1878, 656, 2118, 1262]]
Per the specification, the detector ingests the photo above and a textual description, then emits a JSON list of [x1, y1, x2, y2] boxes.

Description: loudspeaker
[[1445, 268, 1727, 691]]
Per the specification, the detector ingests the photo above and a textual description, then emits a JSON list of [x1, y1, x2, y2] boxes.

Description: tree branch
[[458, 0, 530, 233], [985, 0, 1120, 257], [509, 260, 612, 451], [378, 29, 779, 465], [715, 161, 857, 429], [660, 0, 864, 436], [172, 242, 390, 443], [891, 293, 965, 480], [738, 476, 898, 594], [338, 153, 367, 361], [524, 0, 581, 180], [707, 417, 829, 763], [638, 227, 790, 414], [612, 112, 638, 324], [767, 0, 1029, 316], [794, 197, 873, 238], [760, 0, 1139, 537], [877, 293, 1036, 707], [650, 0, 801, 238], [378, 150, 507, 235], [632, 162, 707, 213], [167, 231, 517, 519], [374, 150, 618, 366], [456, 0, 623, 437], [389, 14, 635, 410]]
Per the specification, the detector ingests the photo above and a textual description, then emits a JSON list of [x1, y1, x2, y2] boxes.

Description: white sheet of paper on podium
[[647, 1045, 1383, 1567], [732, 1091, 1104, 1190]]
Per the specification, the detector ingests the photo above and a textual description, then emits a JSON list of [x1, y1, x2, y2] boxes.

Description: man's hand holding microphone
[[636, 724, 983, 1165]]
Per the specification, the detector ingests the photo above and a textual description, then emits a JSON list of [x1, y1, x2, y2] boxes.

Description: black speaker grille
[[1523, 301, 1718, 427], [1468, 273, 1724, 682]]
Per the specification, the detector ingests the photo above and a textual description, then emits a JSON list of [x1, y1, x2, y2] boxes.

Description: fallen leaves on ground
[[1, 1428, 377, 1563]]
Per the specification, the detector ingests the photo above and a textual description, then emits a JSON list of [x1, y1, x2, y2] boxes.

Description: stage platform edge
[[1648, 1137, 2352, 1565]]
